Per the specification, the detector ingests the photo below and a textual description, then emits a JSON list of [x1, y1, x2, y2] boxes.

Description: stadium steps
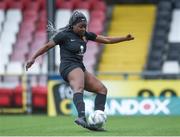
[[98, 4, 156, 80]]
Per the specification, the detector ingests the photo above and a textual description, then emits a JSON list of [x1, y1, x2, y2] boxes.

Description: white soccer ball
[[87, 110, 107, 128]]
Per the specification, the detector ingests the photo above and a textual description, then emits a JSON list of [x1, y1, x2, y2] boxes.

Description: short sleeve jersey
[[53, 31, 97, 63]]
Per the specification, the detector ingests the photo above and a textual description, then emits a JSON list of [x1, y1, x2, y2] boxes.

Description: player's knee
[[99, 85, 107, 95], [70, 81, 84, 93], [76, 84, 84, 92]]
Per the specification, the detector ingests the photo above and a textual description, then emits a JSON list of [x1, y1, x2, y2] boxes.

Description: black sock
[[73, 92, 85, 118], [95, 93, 107, 111]]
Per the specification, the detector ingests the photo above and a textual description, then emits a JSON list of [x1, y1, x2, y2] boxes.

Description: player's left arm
[[95, 34, 134, 44]]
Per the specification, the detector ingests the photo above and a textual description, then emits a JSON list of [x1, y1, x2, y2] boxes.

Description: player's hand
[[126, 34, 134, 41], [26, 59, 35, 71]]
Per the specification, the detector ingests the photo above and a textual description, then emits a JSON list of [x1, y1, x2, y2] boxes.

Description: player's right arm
[[26, 40, 56, 71]]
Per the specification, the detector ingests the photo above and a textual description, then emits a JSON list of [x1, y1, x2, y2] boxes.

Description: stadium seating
[[98, 4, 156, 80], [0, 0, 106, 111], [0, 1, 46, 75], [0, 85, 23, 107], [0, 0, 47, 110], [146, 0, 180, 79], [0, 0, 106, 77], [146, 1, 172, 74], [56, 0, 75, 10], [32, 85, 47, 110], [13, 85, 23, 107], [162, 61, 180, 74], [0, 88, 12, 107]]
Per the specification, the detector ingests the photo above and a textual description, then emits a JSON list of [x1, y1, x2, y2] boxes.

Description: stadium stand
[[0, 0, 107, 112], [0, 0, 47, 111], [0, 84, 23, 108], [98, 4, 156, 80], [145, 0, 180, 79], [146, 1, 172, 73]]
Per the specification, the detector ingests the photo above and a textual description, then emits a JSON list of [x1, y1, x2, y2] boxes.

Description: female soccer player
[[26, 11, 134, 131]]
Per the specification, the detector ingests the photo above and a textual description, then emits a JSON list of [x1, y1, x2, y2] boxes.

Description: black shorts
[[60, 62, 86, 82]]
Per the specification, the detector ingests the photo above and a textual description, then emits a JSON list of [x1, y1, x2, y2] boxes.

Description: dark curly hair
[[47, 10, 87, 40]]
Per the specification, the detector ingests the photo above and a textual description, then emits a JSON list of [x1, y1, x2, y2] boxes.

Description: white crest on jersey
[[77, 45, 84, 56]]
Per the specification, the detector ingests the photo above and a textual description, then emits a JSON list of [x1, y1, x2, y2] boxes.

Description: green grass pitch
[[0, 115, 180, 136]]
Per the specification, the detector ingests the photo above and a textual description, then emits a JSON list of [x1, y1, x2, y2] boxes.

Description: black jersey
[[53, 31, 97, 63]]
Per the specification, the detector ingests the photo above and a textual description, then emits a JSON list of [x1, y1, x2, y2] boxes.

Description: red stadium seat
[[37, 21, 46, 31], [0, 88, 13, 107], [14, 40, 29, 49], [39, 10, 47, 21], [56, 0, 74, 9], [13, 85, 23, 107], [30, 40, 46, 50], [56, 0, 63, 8], [38, 0, 46, 10], [32, 85, 47, 108], [89, 26, 102, 34], [23, 10, 38, 18], [20, 0, 31, 9], [34, 31, 46, 38], [0, 0, 7, 9], [0, 86, 23, 107], [89, 19, 102, 28], [75, 0, 92, 10], [25, 0, 40, 11], [88, 19, 103, 34], [91, 10, 105, 23], [92, 0, 106, 12], [10, 53, 27, 63], [21, 22, 36, 31], [8, 0, 24, 10], [17, 33, 33, 45]]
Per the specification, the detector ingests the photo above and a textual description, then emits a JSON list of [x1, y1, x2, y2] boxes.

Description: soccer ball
[[87, 110, 107, 128]]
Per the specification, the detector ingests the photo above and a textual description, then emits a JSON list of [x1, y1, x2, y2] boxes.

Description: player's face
[[73, 22, 87, 36]]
